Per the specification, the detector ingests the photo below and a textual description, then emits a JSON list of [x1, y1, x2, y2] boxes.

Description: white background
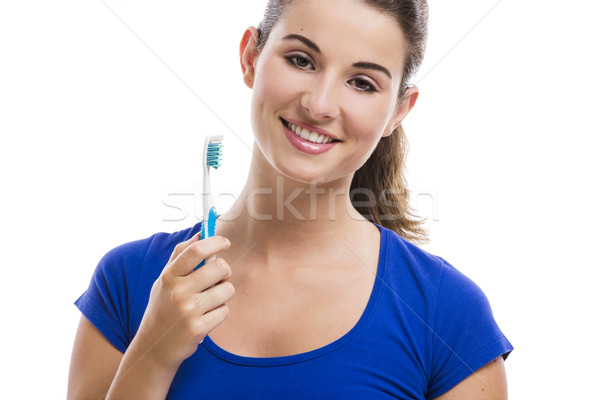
[[1, 0, 599, 398]]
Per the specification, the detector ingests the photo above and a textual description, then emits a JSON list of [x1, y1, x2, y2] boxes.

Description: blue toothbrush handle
[[196, 206, 218, 269], [200, 206, 218, 239]]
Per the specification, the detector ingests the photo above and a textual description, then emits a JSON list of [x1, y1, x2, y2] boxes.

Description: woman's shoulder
[[377, 224, 512, 397], [378, 224, 491, 306], [95, 222, 203, 280], [381, 225, 443, 264], [379, 224, 445, 282], [75, 223, 203, 351], [103, 223, 202, 262]]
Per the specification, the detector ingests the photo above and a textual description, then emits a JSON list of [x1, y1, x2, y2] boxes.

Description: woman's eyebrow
[[352, 62, 392, 79], [281, 34, 392, 79], [281, 34, 321, 53]]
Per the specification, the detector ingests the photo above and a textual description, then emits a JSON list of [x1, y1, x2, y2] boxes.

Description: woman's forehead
[[271, 0, 407, 73]]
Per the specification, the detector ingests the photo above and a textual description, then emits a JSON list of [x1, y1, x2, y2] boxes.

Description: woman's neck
[[215, 155, 375, 268]]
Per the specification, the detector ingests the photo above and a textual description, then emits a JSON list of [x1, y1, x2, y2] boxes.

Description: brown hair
[[256, 0, 430, 243]]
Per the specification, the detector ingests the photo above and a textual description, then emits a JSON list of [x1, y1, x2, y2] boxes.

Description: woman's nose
[[300, 76, 341, 120]]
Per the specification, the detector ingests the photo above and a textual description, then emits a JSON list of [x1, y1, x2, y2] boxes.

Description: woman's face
[[242, 0, 415, 185]]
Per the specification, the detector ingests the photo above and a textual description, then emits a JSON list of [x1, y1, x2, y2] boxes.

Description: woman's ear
[[382, 85, 419, 137], [240, 27, 260, 89]]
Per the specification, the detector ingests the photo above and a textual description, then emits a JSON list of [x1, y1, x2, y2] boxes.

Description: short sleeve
[[426, 260, 513, 399], [74, 239, 150, 353]]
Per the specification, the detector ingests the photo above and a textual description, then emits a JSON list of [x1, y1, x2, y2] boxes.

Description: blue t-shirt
[[75, 222, 513, 399]]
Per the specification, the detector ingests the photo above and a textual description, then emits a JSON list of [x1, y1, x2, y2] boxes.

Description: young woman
[[69, 0, 513, 398]]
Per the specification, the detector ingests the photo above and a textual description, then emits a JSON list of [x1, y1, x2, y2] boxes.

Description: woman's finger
[[167, 231, 202, 264], [192, 303, 231, 342], [191, 281, 235, 317], [171, 236, 231, 277], [183, 257, 232, 291]]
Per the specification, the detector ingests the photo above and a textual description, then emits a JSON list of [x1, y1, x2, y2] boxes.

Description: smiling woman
[[256, 0, 430, 241], [68, 0, 513, 399]]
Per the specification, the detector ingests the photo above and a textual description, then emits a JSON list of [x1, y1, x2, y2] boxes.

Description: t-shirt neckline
[[202, 223, 388, 367]]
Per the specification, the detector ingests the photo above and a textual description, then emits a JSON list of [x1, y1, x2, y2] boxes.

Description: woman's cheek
[[257, 59, 297, 102]]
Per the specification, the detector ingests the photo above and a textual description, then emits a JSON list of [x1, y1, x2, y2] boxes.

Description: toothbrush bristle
[[206, 142, 222, 169]]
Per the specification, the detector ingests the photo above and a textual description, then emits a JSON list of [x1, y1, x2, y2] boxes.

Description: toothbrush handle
[[201, 206, 218, 239], [196, 206, 218, 269]]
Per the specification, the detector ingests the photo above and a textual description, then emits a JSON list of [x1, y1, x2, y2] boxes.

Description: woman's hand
[[132, 233, 235, 371]]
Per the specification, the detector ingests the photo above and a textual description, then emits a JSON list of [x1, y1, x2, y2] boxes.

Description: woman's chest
[[208, 259, 378, 358], [169, 276, 431, 400]]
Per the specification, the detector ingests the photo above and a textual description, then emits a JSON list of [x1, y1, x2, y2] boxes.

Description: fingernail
[[224, 238, 231, 248]]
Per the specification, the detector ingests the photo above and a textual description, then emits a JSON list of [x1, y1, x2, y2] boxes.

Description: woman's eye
[[285, 54, 314, 70], [349, 78, 377, 93]]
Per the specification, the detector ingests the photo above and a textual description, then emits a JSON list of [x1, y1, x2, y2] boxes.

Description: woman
[[69, 0, 513, 398]]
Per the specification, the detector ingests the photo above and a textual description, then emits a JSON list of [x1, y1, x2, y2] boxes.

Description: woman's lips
[[282, 118, 341, 142], [281, 118, 339, 155]]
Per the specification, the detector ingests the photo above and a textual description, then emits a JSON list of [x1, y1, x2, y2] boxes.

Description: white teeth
[[287, 121, 334, 145]]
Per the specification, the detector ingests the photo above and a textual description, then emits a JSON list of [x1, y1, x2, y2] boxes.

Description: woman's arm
[[68, 315, 181, 399], [67, 316, 122, 399], [433, 357, 508, 400], [68, 234, 234, 399]]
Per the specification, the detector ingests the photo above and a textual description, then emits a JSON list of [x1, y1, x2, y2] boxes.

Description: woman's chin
[[274, 162, 353, 188], [277, 166, 327, 185]]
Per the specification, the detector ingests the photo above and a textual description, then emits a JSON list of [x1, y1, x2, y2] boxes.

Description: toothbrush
[[198, 134, 223, 266]]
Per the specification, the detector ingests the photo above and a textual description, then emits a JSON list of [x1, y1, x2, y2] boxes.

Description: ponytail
[[350, 125, 428, 244]]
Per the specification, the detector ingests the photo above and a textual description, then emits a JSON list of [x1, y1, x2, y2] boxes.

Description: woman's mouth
[[280, 118, 340, 155], [280, 118, 340, 144]]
